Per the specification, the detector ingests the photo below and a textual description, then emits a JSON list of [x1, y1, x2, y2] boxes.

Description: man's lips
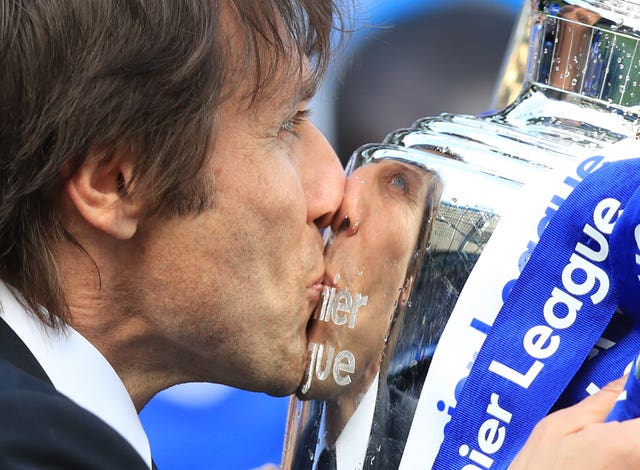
[[306, 272, 334, 331], [306, 272, 342, 329], [310, 275, 324, 293], [306, 271, 327, 326], [309, 258, 342, 295], [301, 273, 328, 395]]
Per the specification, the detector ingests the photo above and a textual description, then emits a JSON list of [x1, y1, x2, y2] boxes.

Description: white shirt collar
[[336, 374, 379, 470], [0, 283, 152, 468], [313, 374, 379, 470]]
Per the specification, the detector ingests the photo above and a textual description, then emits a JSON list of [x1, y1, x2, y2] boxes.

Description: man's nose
[[303, 124, 345, 228]]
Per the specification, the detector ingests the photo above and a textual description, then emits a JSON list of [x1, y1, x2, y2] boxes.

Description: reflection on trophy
[[294, 158, 443, 469], [283, 1, 640, 469]]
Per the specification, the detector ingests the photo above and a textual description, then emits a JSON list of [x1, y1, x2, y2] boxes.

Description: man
[[0, 1, 638, 469], [0, 1, 344, 467]]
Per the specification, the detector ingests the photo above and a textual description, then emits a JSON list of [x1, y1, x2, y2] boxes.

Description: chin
[[264, 362, 305, 397], [264, 378, 299, 397]]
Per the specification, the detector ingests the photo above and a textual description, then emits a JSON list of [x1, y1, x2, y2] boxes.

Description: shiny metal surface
[[531, 0, 640, 108], [283, 1, 640, 468], [283, 146, 519, 470]]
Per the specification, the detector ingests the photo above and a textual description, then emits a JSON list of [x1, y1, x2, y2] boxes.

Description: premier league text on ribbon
[[458, 197, 618, 470], [488, 196, 617, 389], [433, 156, 610, 430], [501, 155, 607, 303], [431, 154, 640, 470], [436, 155, 608, 422]]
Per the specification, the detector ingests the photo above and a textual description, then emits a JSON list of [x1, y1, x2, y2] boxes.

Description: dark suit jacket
[[0, 317, 150, 469], [363, 381, 418, 470], [290, 400, 324, 470]]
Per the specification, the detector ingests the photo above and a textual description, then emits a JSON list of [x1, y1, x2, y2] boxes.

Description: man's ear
[[64, 151, 144, 240]]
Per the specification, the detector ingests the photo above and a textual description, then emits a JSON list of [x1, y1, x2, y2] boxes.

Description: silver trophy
[[282, 1, 640, 468]]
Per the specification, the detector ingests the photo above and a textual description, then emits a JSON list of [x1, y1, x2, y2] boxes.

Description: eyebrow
[[273, 71, 316, 113], [243, 60, 317, 114], [264, 73, 316, 121]]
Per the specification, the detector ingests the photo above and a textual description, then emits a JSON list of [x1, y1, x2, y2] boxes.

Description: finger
[[552, 376, 627, 432]]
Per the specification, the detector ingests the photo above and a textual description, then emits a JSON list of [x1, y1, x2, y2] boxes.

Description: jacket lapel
[[0, 315, 51, 384]]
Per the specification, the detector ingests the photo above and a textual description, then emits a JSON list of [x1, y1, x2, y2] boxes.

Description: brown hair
[[0, 0, 347, 326]]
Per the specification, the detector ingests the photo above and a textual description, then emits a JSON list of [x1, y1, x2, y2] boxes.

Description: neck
[[58, 233, 194, 411]]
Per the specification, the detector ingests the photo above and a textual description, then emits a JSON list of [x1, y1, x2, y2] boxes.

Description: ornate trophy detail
[[283, 1, 640, 468]]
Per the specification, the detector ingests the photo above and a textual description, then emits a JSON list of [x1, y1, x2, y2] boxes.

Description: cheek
[[366, 223, 408, 268], [215, 163, 307, 258], [245, 157, 306, 225], [380, 211, 421, 261]]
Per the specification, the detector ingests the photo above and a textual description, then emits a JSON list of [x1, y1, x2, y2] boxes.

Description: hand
[[510, 376, 640, 469]]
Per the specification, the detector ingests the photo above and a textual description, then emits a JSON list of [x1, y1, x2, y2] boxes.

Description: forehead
[[253, 60, 317, 112], [221, 5, 319, 112]]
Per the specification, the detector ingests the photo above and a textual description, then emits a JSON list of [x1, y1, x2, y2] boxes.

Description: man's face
[[299, 159, 432, 400], [121, 51, 345, 396]]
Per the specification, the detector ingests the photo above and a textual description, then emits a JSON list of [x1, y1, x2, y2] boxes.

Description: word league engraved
[[300, 275, 369, 394]]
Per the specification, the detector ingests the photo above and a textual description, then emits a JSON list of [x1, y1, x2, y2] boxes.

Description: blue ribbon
[[433, 158, 640, 469], [604, 183, 640, 421], [606, 351, 640, 422], [609, 184, 640, 321], [553, 323, 638, 411]]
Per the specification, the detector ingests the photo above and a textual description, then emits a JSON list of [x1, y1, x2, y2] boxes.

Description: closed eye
[[281, 108, 312, 136]]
